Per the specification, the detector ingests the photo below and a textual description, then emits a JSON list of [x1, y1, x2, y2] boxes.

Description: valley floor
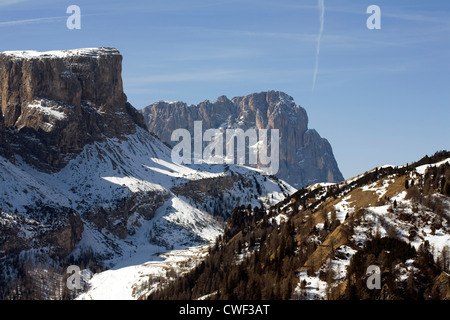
[[76, 244, 210, 300]]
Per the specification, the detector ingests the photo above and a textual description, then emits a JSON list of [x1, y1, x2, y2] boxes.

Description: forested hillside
[[149, 151, 450, 300]]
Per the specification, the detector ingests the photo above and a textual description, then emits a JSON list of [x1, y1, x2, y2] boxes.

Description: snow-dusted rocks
[[1, 47, 121, 61], [0, 47, 145, 171], [141, 91, 344, 188]]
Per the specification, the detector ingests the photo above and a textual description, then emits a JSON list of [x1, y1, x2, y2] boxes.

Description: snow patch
[[27, 99, 66, 120], [415, 158, 450, 175], [2, 47, 119, 60]]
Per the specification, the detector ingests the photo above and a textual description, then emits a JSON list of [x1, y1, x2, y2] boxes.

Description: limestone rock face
[[0, 47, 145, 171], [141, 91, 344, 188]]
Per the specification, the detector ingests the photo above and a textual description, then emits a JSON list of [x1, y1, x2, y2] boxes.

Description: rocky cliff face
[[0, 47, 148, 261], [141, 91, 344, 188], [0, 205, 83, 258], [0, 47, 145, 171]]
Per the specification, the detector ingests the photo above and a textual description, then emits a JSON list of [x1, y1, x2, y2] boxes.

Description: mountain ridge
[[149, 151, 450, 300], [0, 47, 146, 172], [141, 90, 344, 188]]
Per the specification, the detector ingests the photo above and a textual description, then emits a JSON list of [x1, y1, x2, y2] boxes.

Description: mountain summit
[[141, 91, 344, 188], [0, 47, 145, 171]]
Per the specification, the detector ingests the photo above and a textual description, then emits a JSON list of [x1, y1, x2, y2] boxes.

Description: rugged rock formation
[[0, 47, 154, 261], [0, 47, 145, 171], [85, 190, 171, 239], [0, 205, 83, 258], [432, 272, 450, 300], [141, 91, 344, 188]]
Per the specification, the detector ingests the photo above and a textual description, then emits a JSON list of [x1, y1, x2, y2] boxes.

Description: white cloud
[[312, 0, 325, 93], [127, 69, 245, 84], [0, 0, 28, 7], [0, 15, 66, 27]]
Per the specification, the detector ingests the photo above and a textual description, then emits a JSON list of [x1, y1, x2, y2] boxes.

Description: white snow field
[[1, 125, 295, 300]]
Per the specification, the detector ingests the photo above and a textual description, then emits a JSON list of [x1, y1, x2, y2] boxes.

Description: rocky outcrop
[[85, 190, 171, 239], [0, 205, 83, 258], [0, 47, 146, 171], [0, 47, 155, 264], [141, 91, 344, 188], [432, 272, 450, 300]]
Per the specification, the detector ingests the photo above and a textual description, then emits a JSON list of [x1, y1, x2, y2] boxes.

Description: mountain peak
[[232, 90, 295, 106], [141, 91, 343, 188], [0, 46, 144, 171]]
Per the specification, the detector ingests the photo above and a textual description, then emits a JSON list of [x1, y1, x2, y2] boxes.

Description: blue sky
[[1, 0, 449, 180]]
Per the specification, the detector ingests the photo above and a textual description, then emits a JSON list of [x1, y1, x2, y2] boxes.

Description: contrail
[[312, 0, 324, 93]]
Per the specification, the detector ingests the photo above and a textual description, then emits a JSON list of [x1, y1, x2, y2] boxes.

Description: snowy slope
[[293, 157, 450, 300], [0, 126, 296, 299], [76, 245, 211, 300]]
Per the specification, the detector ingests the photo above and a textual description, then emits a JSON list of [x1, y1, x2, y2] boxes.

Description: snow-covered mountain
[[8, 46, 445, 302], [0, 48, 295, 299], [149, 151, 450, 300], [141, 91, 344, 188], [0, 124, 294, 299]]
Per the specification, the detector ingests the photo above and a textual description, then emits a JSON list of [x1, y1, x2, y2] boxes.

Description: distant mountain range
[[141, 90, 344, 189]]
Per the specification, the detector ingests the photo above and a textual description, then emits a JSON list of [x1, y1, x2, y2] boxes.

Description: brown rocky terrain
[[0, 47, 146, 171], [141, 91, 344, 188], [0, 48, 150, 267]]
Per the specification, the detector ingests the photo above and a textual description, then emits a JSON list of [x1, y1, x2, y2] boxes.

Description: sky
[[0, 0, 449, 180]]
